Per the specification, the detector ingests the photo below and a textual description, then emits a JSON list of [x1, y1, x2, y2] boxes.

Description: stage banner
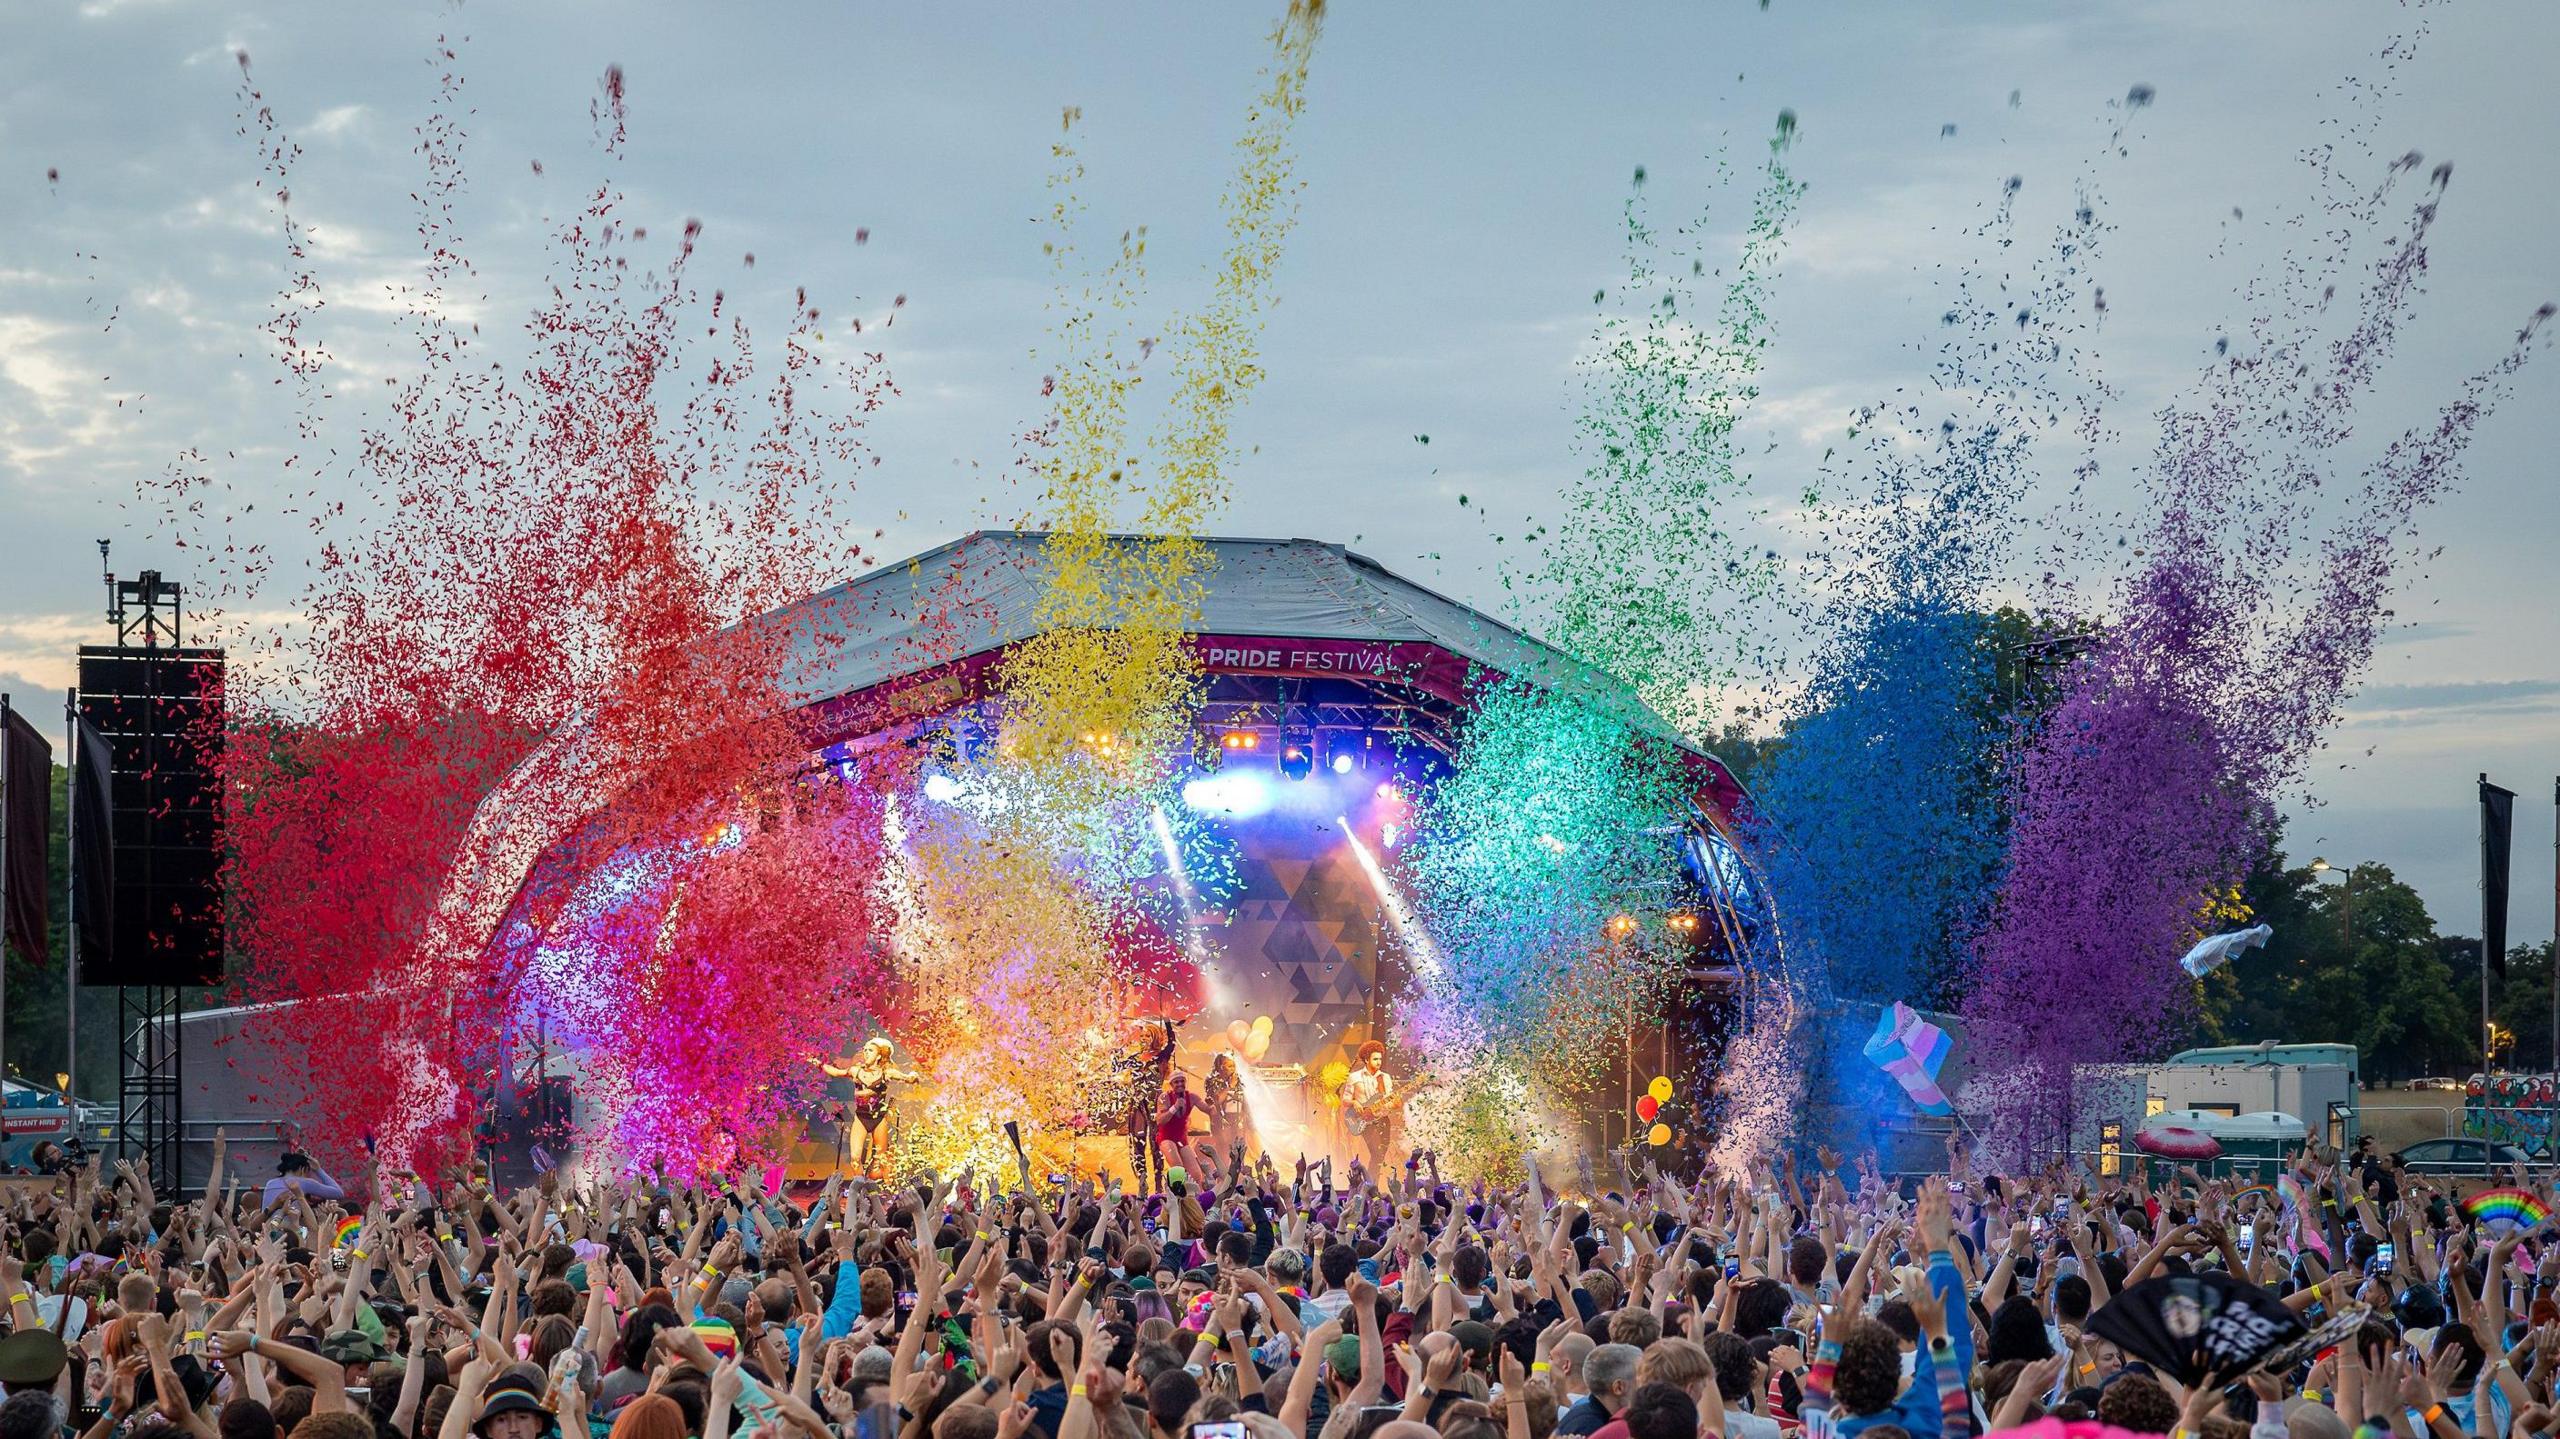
[[1, 702, 49, 967], [2483, 775, 2515, 976], [72, 716, 113, 977]]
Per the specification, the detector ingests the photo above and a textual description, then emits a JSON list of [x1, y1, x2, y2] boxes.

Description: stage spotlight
[[1330, 751, 1355, 776], [1606, 913, 1638, 938], [1220, 728, 1261, 753], [1667, 912, 1701, 934], [1182, 773, 1271, 818], [1375, 782, 1405, 803], [1323, 733, 1364, 776], [922, 773, 961, 804], [1279, 742, 1314, 781]]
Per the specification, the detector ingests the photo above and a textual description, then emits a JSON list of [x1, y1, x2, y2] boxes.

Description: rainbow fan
[[333, 1216, 362, 1251], [2460, 1186, 2549, 1235], [2229, 1183, 2276, 1209]]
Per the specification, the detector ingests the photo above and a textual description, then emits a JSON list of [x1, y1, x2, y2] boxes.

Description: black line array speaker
[[76, 645, 226, 988]]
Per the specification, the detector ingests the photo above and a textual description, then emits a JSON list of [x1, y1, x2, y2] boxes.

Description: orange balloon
[[1646, 1123, 1672, 1147]]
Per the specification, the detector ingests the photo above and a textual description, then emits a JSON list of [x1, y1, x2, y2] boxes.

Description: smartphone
[[2238, 1226, 2255, 1252], [1193, 1425, 1246, 1439], [1724, 1257, 1740, 1279], [347, 1388, 372, 1406], [2375, 1241, 2396, 1274], [2029, 1215, 2046, 1238], [896, 1291, 918, 1315]]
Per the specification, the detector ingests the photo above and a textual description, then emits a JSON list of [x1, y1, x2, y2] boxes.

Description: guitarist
[[1340, 1040, 1401, 1170]]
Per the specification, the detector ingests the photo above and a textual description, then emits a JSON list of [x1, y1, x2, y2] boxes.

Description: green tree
[[2194, 846, 2471, 1078], [2, 762, 123, 1098]]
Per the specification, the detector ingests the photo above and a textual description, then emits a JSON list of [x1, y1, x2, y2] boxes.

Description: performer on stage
[[1114, 1018, 1179, 1190], [1153, 1070, 1207, 1185], [1340, 1040, 1399, 1170], [1204, 1051, 1250, 1159], [813, 1038, 920, 1178]]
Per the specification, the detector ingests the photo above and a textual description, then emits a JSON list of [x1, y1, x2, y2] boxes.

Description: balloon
[[1226, 1019, 1253, 1051], [1250, 1015, 1274, 1038], [1646, 1123, 1672, 1147], [1647, 1076, 1673, 1104], [1243, 1030, 1271, 1062], [1635, 1095, 1660, 1122]]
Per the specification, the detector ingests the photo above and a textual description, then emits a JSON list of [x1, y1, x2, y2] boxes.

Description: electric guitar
[[1343, 1074, 1432, 1136]]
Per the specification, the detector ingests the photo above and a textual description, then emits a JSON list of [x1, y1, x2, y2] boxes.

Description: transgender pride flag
[[1863, 1001, 1956, 1116]]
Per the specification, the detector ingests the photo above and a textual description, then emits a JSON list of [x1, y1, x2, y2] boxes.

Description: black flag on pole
[[2483, 775, 2516, 977], [1, 700, 50, 968], [72, 715, 113, 977]]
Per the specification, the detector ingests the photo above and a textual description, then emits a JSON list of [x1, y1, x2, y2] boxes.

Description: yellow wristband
[[975, 1231, 989, 1242], [702, 1265, 723, 1278], [352, 1249, 368, 1259], [1531, 1362, 1550, 1374], [185, 1331, 207, 1343], [1070, 1386, 1088, 1399]]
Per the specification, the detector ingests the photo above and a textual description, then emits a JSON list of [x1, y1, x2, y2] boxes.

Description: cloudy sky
[[3, 0, 2555, 940]]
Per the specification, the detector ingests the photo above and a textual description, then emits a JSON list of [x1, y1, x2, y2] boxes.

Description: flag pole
[[64, 691, 78, 1108], [1, 691, 12, 1085], [2483, 772, 2496, 1074], [2550, 775, 2558, 1085]]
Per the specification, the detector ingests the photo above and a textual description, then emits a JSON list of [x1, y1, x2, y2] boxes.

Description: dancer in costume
[[814, 1038, 920, 1177], [1204, 1050, 1251, 1160], [1111, 1019, 1179, 1190]]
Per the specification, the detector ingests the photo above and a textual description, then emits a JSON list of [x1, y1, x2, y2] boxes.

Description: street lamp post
[[2308, 857, 2356, 950]]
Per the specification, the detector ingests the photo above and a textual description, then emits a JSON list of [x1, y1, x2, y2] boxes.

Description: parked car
[[2394, 1136, 2532, 1178]]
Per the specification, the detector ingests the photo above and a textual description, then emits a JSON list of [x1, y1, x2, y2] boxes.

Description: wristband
[[703, 1265, 723, 1278], [2423, 1406, 2446, 1426], [1070, 1386, 1088, 1400], [185, 1331, 207, 1344], [352, 1249, 368, 1259], [1531, 1362, 1550, 1374]]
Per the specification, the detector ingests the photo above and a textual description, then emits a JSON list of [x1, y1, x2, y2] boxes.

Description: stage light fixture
[[1667, 912, 1701, 934], [1279, 742, 1314, 781], [1606, 913, 1638, 938], [1323, 732, 1365, 776], [922, 773, 961, 804]]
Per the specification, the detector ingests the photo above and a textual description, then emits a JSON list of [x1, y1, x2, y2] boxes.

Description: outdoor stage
[[474, 533, 1774, 1181]]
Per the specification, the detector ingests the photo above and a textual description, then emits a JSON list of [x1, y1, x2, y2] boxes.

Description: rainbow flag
[[2461, 1186, 2549, 1234], [1863, 1002, 1955, 1117], [333, 1216, 362, 1252], [2275, 1173, 2331, 1262]]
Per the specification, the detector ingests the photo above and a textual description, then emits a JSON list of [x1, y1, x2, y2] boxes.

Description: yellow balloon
[[1646, 1123, 1672, 1147], [1250, 1015, 1274, 1038], [1647, 1076, 1673, 1104]]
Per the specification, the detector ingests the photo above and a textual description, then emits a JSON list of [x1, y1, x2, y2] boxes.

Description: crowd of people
[[0, 1125, 2552, 1439]]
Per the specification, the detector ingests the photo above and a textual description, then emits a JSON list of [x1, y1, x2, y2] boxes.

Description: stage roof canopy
[[772, 531, 1734, 784]]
